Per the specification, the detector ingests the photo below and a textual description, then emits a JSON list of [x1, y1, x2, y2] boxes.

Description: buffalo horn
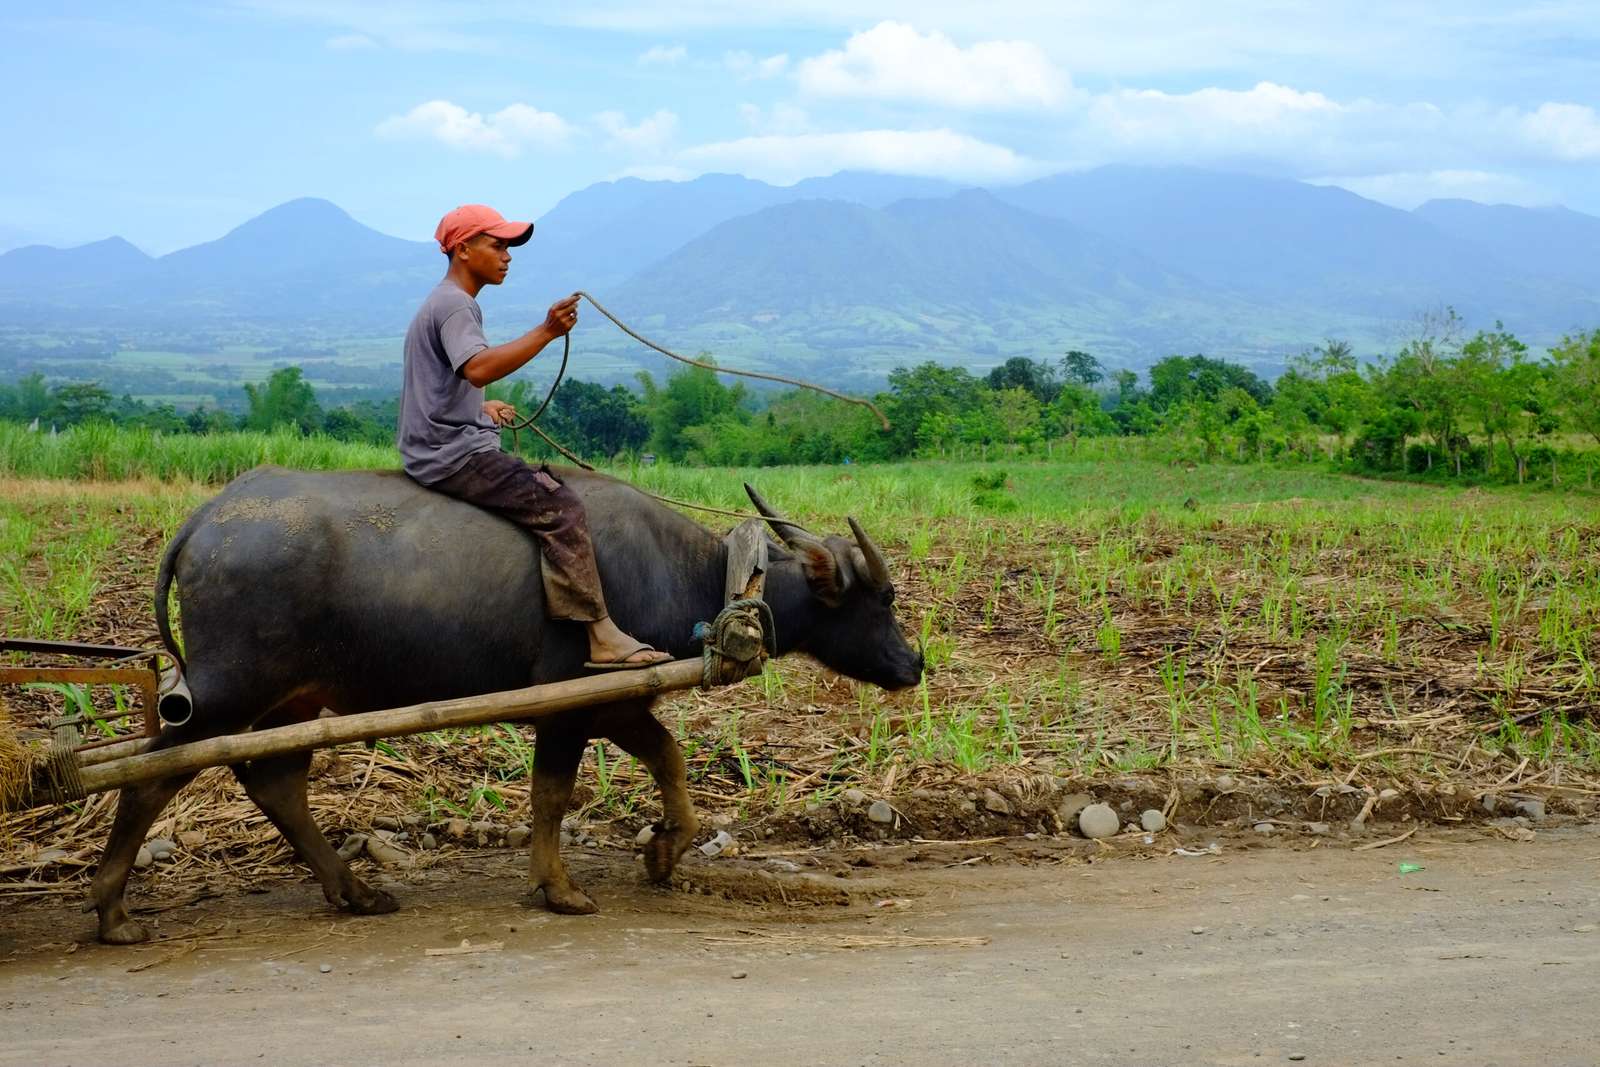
[[847, 516, 891, 589], [744, 483, 824, 550]]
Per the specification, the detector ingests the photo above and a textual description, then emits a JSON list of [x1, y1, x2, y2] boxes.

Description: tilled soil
[[2, 823, 1597, 1066]]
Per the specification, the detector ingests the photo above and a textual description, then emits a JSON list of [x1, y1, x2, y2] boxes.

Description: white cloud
[[375, 100, 572, 157], [796, 21, 1069, 110], [325, 32, 377, 49], [677, 128, 1042, 185], [724, 50, 789, 79], [738, 102, 811, 135], [1309, 170, 1551, 210], [638, 44, 686, 65], [1517, 102, 1600, 161], [1075, 81, 1600, 175], [596, 109, 679, 152]]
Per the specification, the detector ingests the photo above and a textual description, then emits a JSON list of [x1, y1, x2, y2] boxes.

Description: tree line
[[3, 314, 1597, 486]]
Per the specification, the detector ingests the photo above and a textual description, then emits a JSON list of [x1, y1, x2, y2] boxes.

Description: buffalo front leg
[[232, 749, 398, 917], [527, 722, 598, 914], [600, 703, 698, 884]]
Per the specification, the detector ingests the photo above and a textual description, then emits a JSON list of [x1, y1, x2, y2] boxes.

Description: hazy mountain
[[2, 167, 1596, 382], [993, 166, 1592, 323], [1413, 199, 1600, 294], [522, 171, 964, 293], [0, 236, 152, 290]]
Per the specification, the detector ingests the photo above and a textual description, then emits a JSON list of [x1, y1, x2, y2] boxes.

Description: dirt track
[[3, 825, 1597, 1066]]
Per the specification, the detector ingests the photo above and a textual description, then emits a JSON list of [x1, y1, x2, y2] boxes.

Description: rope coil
[[695, 598, 777, 688]]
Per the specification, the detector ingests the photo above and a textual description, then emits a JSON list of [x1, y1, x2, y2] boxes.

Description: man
[[398, 203, 670, 669]]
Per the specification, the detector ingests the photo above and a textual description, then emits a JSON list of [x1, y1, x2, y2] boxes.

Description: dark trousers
[[427, 450, 608, 623]]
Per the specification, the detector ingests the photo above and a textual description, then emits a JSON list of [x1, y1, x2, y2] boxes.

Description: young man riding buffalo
[[400, 204, 670, 670]]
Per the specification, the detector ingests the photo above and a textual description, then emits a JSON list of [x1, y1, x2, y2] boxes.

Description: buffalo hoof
[[540, 884, 599, 915], [642, 828, 691, 884], [342, 883, 399, 916], [98, 917, 151, 945]]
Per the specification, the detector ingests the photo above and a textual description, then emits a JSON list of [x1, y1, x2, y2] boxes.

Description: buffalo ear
[[794, 541, 849, 606]]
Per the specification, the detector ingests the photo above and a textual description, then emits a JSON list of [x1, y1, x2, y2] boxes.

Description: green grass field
[[2, 442, 1597, 879]]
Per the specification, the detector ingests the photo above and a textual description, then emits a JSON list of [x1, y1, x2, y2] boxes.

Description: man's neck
[[444, 263, 485, 298]]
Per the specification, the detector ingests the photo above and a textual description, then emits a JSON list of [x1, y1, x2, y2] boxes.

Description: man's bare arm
[[461, 295, 579, 387]]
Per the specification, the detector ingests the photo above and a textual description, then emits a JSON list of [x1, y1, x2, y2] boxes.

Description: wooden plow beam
[[3, 657, 721, 814]]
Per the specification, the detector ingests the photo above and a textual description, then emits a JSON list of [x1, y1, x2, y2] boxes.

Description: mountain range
[[2, 167, 1596, 385]]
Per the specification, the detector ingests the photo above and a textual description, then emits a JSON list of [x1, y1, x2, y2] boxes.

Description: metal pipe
[[156, 669, 193, 727]]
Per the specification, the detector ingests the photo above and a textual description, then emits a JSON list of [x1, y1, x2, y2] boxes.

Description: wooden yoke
[[723, 518, 769, 604]]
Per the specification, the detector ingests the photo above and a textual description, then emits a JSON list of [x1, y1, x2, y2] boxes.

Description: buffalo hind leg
[[92, 723, 209, 944], [232, 748, 397, 917], [527, 722, 597, 914], [599, 703, 698, 884]]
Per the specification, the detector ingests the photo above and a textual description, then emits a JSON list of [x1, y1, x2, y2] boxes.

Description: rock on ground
[[1077, 804, 1120, 840]]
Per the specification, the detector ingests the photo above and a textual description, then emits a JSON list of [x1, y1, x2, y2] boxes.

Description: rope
[[694, 598, 777, 688], [573, 291, 890, 430], [499, 290, 892, 521]]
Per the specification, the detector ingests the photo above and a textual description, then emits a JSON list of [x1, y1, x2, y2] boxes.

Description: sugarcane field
[[5, 6, 1600, 1065]]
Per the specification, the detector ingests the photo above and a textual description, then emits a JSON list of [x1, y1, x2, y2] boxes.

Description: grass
[[2, 450, 1598, 858]]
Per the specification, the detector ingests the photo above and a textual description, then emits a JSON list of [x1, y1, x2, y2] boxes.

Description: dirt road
[[3, 826, 1597, 1066]]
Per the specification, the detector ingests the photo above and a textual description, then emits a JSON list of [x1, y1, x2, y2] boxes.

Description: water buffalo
[[92, 465, 922, 943]]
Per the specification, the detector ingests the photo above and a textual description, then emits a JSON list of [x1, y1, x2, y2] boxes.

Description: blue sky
[[4, 2, 1598, 253]]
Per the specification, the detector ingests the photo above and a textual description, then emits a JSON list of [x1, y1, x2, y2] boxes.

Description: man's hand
[[483, 399, 517, 427], [544, 294, 580, 338]]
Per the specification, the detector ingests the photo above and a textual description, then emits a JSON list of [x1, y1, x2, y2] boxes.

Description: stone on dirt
[[319, 963, 333, 974], [337, 833, 368, 861], [373, 816, 401, 831], [1077, 803, 1120, 840], [444, 818, 470, 840], [1306, 822, 1332, 835], [134, 845, 153, 869], [418, 833, 438, 851], [1056, 793, 1093, 825], [506, 825, 531, 849], [1139, 810, 1167, 832], [1254, 822, 1276, 834], [1515, 799, 1546, 822], [983, 789, 1012, 815], [867, 800, 895, 824], [147, 837, 176, 861], [842, 788, 867, 806], [635, 825, 656, 846], [366, 838, 410, 867]]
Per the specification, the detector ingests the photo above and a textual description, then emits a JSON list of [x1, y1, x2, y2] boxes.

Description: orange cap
[[434, 204, 533, 254]]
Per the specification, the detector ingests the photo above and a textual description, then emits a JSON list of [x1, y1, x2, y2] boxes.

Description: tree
[[1550, 329, 1600, 447], [0, 372, 51, 422], [1061, 350, 1104, 386], [991, 387, 1043, 452], [637, 363, 747, 461], [49, 382, 114, 426], [1147, 354, 1272, 412], [985, 356, 1061, 403], [1459, 325, 1540, 482], [242, 366, 322, 434], [883, 362, 983, 456]]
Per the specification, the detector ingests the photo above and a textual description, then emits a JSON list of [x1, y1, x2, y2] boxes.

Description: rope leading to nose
[[499, 291, 891, 520], [572, 291, 890, 430]]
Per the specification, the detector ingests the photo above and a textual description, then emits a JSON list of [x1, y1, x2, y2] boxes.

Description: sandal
[[584, 642, 672, 671]]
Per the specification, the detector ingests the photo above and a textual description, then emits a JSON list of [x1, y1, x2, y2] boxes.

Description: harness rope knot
[[695, 598, 777, 688]]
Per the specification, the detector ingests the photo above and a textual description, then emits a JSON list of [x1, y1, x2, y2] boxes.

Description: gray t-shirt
[[398, 281, 500, 484]]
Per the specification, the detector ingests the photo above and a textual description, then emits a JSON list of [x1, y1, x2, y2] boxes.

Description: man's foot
[[585, 641, 672, 670]]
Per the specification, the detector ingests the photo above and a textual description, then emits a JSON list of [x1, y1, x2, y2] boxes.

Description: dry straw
[[0, 696, 30, 836]]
